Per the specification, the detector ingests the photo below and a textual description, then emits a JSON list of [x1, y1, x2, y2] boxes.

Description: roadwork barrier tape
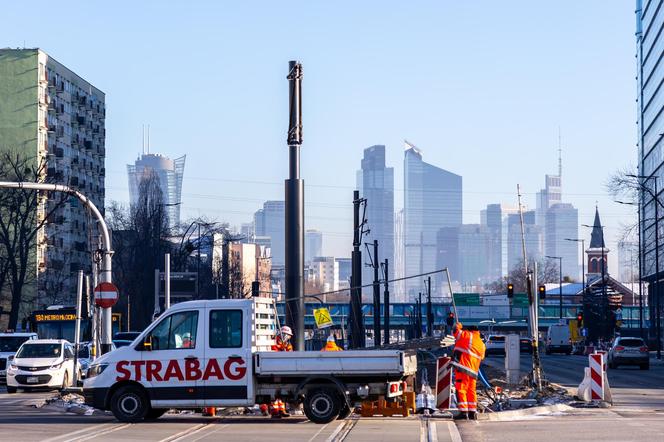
[[436, 356, 452, 410]]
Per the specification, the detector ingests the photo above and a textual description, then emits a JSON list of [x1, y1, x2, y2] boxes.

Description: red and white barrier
[[589, 353, 604, 401], [436, 356, 452, 409]]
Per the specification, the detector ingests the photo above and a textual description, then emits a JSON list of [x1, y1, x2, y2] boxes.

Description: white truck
[[82, 298, 417, 423]]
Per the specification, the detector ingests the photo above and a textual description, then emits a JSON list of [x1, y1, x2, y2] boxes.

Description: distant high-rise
[[458, 224, 490, 285], [403, 141, 462, 300], [128, 153, 185, 229], [536, 174, 562, 227], [506, 211, 543, 272], [394, 209, 406, 301], [480, 204, 519, 280], [436, 227, 459, 287], [545, 203, 579, 279], [305, 229, 323, 264], [254, 201, 285, 266], [357, 145, 394, 293]]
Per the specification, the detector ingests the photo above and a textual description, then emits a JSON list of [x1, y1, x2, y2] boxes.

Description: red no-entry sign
[[94, 282, 119, 308]]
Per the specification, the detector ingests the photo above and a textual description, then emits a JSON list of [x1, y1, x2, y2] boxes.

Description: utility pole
[[350, 190, 366, 348], [372, 240, 381, 346], [285, 61, 305, 351], [382, 259, 390, 345], [418, 292, 423, 338], [426, 276, 433, 337]]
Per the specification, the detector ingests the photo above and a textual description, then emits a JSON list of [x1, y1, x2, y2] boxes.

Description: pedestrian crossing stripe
[[313, 307, 333, 329]]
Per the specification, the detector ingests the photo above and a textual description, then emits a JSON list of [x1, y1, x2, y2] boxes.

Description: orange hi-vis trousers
[[455, 371, 477, 412]]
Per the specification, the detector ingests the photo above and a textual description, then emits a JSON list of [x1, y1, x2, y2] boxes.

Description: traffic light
[[507, 283, 514, 298], [538, 285, 546, 299], [577, 312, 583, 327], [251, 281, 260, 297]]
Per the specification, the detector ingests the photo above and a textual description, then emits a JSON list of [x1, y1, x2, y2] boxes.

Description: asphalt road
[[0, 355, 662, 441]]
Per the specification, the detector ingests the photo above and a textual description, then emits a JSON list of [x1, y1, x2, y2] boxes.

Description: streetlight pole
[[546, 256, 563, 319], [627, 174, 661, 359], [615, 200, 644, 338]]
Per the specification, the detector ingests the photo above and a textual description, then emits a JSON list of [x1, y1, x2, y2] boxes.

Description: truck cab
[[83, 298, 416, 423]]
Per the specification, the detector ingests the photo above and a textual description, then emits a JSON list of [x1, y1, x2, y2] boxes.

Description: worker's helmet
[[326, 334, 336, 343], [281, 326, 293, 336]]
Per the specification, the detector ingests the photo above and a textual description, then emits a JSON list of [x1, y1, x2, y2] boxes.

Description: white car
[[485, 335, 506, 355], [6, 339, 79, 393], [0, 332, 38, 384]]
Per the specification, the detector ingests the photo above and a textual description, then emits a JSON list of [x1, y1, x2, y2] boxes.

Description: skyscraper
[[536, 174, 562, 228], [305, 229, 323, 264], [357, 145, 394, 292], [545, 203, 579, 279], [254, 201, 285, 266], [0, 48, 105, 305], [127, 153, 185, 229], [458, 224, 490, 286], [403, 141, 462, 299], [506, 211, 543, 272], [636, 0, 664, 344]]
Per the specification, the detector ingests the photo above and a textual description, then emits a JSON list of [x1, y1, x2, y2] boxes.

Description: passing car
[[608, 337, 649, 370], [545, 324, 572, 355], [6, 339, 80, 393], [113, 331, 141, 342], [0, 332, 38, 384], [485, 335, 506, 355]]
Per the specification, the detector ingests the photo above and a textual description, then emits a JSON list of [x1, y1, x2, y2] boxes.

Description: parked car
[[519, 337, 533, 354], [113, 331, 141, 342], [608, 337, 649, 370], [76, 341, 116, 378], [6, 339, 80, 393], [545, 324, 572, 355], [0, 332, 38, 384], [485, 335, 506, 355], [112, 339, 133, 348]]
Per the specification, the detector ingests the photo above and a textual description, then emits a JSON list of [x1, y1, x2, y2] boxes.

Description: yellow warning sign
[[313, 307, 333, 329]]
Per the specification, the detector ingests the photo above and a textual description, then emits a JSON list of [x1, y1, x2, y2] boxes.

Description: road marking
[[189, 423, 230, 442], [447, 421, 463, 442], [71, 423, 132, 442], [307, 422, 330, 442], [428, 418, 438, 442], [325, 416, 358, 442], [41, 423, 119, 442], [158, 421, 216, 442]]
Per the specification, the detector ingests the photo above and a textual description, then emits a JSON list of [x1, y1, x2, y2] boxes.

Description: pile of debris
[[35, 393, 108, 416]]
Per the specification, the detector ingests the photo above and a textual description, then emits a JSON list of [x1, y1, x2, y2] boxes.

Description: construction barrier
[[589, 353, 604, 401], [436, 356, 452, 410]]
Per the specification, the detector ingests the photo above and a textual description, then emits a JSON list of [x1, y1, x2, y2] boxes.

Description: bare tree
[[485, 258, 560, 293], [0, 151, 67, 328]]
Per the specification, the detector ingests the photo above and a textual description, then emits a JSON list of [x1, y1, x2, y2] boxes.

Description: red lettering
[[202, 358, 224, 381], [185, 359, 202, 381], [130, 360, 145, 381], [145, 360, 163, 382], [224, 358, 247, 381], [163, 360, 184, 381], [116, 361, 130, 381]]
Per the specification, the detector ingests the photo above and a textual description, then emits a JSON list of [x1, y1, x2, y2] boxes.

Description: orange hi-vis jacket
[[321, 341, 342, 352], [452, 324, 486, 378], [271, 336, 293, 352]]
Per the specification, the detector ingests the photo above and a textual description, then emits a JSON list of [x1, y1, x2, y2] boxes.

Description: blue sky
[[2, 1, 638, 268]]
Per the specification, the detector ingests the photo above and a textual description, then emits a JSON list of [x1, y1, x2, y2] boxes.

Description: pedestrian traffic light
[[507, 283, 514, 298], [577, 312, 583, 327], [538, 285, 546, 299], [251, 280, 260, 297]]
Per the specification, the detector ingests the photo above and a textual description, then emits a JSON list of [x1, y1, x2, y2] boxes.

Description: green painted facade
[[0, 49, 39, 156]]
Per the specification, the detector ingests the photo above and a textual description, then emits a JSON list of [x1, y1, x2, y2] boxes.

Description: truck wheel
[[111, 385, 149, 422], [145, 408, 168, 420], [303, 388, 341, 424], [337, 403, 352, 420]]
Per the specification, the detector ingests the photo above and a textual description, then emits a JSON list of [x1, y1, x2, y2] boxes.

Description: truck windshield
[[16, 343, 62, 358], [0, 336, 31, 352]]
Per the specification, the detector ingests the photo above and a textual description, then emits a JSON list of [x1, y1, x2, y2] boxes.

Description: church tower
[[586, 207, 609, 276]]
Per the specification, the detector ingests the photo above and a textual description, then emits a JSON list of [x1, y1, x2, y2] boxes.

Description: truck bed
[[254, 350, 417, 377]]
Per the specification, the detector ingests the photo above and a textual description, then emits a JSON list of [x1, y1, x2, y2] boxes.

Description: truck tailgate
[[254, 350, 416, 376]]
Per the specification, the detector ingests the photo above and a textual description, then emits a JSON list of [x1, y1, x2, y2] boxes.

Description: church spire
[[589, 206, 605, 249]]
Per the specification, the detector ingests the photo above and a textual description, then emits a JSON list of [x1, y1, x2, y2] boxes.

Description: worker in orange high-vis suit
[[452, 323, 485, 420], [321, 334, 342, 351], [268, 326, 293, 417]]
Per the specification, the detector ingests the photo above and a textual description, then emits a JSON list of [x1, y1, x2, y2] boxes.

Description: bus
[[26, 306, 121, 341]]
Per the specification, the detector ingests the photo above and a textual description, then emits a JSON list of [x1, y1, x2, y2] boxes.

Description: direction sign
[[313, 307, 333, 329], [94, 282, 119, 308]]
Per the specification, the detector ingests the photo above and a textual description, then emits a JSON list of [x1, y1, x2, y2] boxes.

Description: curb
[[479, 404, 574, 421]]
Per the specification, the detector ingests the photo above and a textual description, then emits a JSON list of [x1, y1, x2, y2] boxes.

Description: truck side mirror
[[142, 335, 153, 351]]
